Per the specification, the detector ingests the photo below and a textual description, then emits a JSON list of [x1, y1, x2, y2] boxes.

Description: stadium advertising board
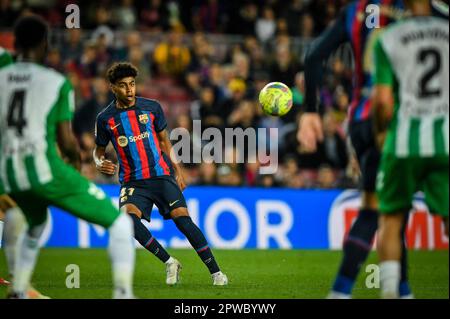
[[39, 187, 448, 250]]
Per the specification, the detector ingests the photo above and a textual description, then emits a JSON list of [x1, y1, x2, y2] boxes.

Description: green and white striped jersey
[[0, 62, 75, 193], [374, 16, 449, 158], [0, 47, 13, 69]]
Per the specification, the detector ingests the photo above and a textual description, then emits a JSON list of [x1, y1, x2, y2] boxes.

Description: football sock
[[108, 213, 135, 299], [173, 216, 220, 274], [13, 221, 46, 294], [3, 207, 27, 277], [332, 209, 378, 295], [380, 261, 401, 299], [129, 213, 170, 263]]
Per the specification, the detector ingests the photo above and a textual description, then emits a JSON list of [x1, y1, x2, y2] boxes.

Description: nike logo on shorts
[[169, 200, 180, 207]]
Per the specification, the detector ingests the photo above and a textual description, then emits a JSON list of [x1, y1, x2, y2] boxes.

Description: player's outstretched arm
[[157, 129, 187, 191], [299, 7, 349, 152], [57, 121, 81, 171], [93, 145, 117, 175]]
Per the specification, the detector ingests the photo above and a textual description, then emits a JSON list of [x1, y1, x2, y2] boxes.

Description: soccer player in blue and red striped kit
[[300, 0, 447, 299], [299, 0, 410, 299], [94, 62, 228, 286]]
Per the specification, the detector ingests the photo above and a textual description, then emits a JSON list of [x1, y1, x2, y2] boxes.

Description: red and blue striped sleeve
[[153, 102, 167, 132]]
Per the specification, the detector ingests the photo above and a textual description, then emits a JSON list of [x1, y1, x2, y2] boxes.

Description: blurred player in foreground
[[0, 46, 48, 299], [94, 62, 228, 286], [373, 0, 448, 298], [299, 0, 413, 298], [0, 16, 136, 299]]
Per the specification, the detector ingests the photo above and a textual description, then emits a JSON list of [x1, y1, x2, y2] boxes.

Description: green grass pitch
[[0, 249, 448, 299]]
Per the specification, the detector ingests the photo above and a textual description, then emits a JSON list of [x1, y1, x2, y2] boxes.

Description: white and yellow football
[[258, 82, 293, 116]]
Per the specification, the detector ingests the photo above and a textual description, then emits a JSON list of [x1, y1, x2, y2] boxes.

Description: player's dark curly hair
[[14, 15, 48, 50], [107, 62, 139, 84]]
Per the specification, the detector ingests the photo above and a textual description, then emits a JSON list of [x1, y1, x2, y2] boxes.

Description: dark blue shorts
[[349, 119, 380, 192], [119, 176, 187, 222]]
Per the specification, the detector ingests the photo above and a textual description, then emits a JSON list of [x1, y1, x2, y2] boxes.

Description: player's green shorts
[[9, 161, 120, 228], [376, 154, 449, 218]]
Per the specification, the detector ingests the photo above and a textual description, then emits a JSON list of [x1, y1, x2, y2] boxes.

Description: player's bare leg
[[377, 213, 405, 299], [122, 204, 180, 285], [170, 207, 228, 286]]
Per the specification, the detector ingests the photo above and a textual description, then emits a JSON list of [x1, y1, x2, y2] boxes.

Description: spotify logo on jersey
[[117, 136, 129, 147], [117, 132, 151, 148]]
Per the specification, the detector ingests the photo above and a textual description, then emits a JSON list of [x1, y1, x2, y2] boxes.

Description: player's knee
[[121, 204, 142, 219], [170, 207, 189, 219]]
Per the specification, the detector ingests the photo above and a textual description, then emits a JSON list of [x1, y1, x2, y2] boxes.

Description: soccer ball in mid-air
[[259, 82, 293, 116]]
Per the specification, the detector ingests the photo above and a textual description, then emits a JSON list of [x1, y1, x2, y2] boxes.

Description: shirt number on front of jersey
[[7, 90, 28, 136]]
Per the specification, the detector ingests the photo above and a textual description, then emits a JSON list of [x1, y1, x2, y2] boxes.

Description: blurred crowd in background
[[0, 0, 360, 189]]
